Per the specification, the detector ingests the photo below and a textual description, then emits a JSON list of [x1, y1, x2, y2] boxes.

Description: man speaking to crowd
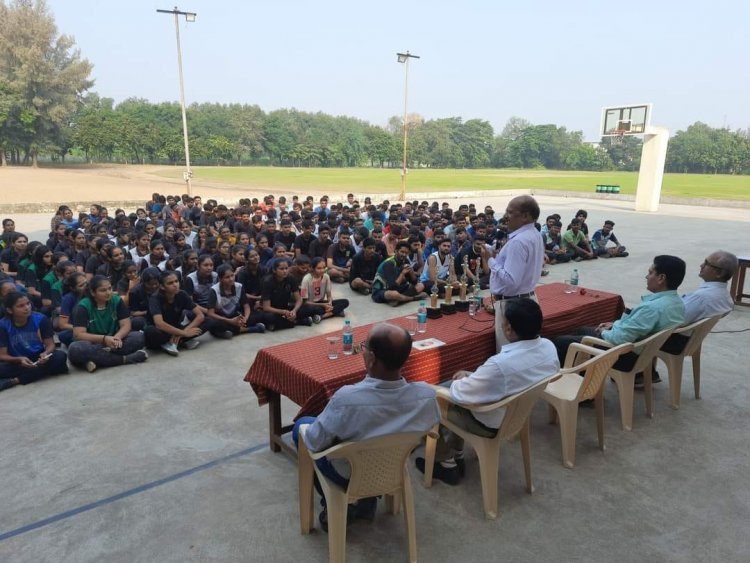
[[488, 196, 545, 352]]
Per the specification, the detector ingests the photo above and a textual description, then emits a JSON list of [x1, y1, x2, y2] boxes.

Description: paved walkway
[[1, 195, 749, 562]]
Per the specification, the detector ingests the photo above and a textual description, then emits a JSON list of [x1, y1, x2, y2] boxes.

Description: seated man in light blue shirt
[[553, 255, 687, 385], [661, 250, 737, 355], [293, 323, 439, 531], [416, 299, 560, 485]]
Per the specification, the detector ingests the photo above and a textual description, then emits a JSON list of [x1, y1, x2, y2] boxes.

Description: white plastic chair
[[298, 425, 426, 563], [422, 373, 559, 519], [582, 326, 676, 431], [655, 315, 723, 409], [543, 342, 634, 468]]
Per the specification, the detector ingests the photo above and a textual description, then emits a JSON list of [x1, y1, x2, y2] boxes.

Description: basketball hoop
[[611, 131, 626, 145]]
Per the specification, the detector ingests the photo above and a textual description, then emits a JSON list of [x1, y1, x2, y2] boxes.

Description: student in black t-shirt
[[260, 259, 318, 330], [274, 219, 297, 257], [205, 264, 270, 339], [293, 219, 315, 259], [144, 271, 208, 356], [349, 238, 383, 295], [308, 225, 332, 260]]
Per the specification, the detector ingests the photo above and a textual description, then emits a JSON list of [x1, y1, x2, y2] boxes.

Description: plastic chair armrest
[[580, 335, 613, 348], [563, 342, 604, 368]]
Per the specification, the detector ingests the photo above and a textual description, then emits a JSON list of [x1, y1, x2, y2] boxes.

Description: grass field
[[150, 166, 750, 200]]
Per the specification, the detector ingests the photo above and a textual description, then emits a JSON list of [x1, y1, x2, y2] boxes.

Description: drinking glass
[[406, 316, 418, 336], [326, 336, 340, 360]]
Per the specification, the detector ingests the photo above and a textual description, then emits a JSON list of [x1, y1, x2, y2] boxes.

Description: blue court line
[[0, 442, 267, 543]]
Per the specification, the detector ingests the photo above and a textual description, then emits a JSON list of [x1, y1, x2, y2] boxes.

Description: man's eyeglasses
[[702, 259, 722, 271]]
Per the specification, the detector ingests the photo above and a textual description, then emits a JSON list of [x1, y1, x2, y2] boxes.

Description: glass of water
[[326, 336, 340, 360], [406, 316, 418, 336]]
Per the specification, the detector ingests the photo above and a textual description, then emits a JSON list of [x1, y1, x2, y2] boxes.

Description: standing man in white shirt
[[415, 298, 559, 485], [488, 195, 545, 352]]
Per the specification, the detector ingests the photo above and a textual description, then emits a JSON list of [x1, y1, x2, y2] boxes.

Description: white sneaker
[[160, 342, 179, 356], [183, 339, 201, 350]]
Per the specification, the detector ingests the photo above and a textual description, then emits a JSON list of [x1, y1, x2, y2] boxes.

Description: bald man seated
[[292, 323, 439, 532], [660, 250, 737, 357]]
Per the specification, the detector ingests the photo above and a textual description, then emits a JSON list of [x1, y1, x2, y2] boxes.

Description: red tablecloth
[[244, 282, 624, 419]]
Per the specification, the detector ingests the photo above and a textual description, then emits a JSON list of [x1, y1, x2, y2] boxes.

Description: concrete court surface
[[1, 195, 749, 563]]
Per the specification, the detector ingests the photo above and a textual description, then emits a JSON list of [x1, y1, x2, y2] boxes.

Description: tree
[[0, 0, 93, 166]]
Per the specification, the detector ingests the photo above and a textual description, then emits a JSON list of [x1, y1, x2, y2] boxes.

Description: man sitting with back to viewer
[[415, 299, 559, 485], [293, 323, 439, 530], [553, 255, 686, 387]]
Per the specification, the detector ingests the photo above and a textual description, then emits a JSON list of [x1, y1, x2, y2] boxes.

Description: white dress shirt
[[681, 281, 734, 324], [488, 223, 544, 296], [449, 338, 559, 428], [304, 375, 439, 453]]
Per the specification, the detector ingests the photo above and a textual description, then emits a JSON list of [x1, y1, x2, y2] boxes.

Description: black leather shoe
[[415, 457, 460, 486]]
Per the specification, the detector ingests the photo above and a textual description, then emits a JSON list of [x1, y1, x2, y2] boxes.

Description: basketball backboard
[[600, 104, 652, 136]]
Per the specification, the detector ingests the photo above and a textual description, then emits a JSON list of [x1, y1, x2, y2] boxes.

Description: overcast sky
[[46, 0, 749, 140]]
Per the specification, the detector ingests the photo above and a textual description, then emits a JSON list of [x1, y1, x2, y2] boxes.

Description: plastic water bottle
[[342, 320, 354, 355], [417, 301, 427, 333], [570, 268, 579, 287]]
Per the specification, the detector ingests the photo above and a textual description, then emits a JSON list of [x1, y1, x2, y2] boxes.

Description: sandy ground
[[2, 164, 750, 237]]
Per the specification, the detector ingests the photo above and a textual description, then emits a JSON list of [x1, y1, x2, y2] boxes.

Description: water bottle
[[417, 301, 427, 333], [570, 268, 579, 286], [342, 320, 354, 355]]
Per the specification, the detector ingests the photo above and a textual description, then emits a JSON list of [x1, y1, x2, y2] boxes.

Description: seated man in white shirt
[[415, 298, 559, 485], [661, 250, 737, 355], [293, 323, 439, 531]]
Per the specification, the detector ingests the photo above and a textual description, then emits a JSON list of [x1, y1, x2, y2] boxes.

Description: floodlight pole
[[397, 51, 419, 201], [157, 7, 197, 196]]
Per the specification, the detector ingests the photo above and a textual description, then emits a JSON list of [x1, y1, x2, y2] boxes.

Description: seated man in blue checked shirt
[[293, 323, 439, 532]]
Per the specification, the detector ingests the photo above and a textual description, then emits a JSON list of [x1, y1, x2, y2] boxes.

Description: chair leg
[[594, 388, 606, 452], [298, 443, 316, 534], [664, 355, 683, 410], [423, 427, 438, 488], [402, 473, 418, 563], [519, 419, 533, 493], [643, 364, 654, 419], [612, 373, 635, 431], [474, 441, 500, 520], [557, 401, 579, 468], [692, 349, 702, 400], [548, 403, 558, 425], [385, 491, 402, 515], [326, 495, 349, 563]]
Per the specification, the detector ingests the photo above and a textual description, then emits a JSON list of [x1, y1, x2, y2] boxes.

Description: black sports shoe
[[454, 456, 466, 478], [415, 457, 460, 486], [354, 497, 378, 521], [318, 505, 357, 533], [634, 371, 662, 389]]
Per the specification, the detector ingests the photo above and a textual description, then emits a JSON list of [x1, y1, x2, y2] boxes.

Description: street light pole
[[157, 7, 197, 196], [396, 51, 419, 201]]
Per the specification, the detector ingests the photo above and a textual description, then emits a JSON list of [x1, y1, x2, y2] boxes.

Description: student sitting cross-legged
[[205, 263, 270, 339], [0, 292, 69, 393], [67, 275, 148, 373]]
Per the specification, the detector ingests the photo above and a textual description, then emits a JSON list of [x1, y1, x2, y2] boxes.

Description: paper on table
[[412, 338, 446, 351]]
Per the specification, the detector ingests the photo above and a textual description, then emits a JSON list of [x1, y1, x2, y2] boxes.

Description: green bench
[[595, 184, 621, 193]]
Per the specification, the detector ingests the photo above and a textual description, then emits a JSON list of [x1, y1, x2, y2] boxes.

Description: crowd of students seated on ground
[[0, 193, 627, 392]]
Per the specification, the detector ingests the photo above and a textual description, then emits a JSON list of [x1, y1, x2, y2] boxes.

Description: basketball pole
[[635, 126, 670, 212]]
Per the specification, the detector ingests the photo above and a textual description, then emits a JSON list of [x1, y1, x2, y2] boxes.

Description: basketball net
[[611, 131, 625, 145]]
